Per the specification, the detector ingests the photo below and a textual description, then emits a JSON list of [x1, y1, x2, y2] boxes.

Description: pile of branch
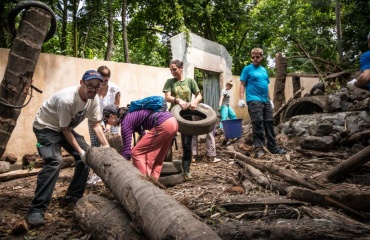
[[221, 146, 370, 239]]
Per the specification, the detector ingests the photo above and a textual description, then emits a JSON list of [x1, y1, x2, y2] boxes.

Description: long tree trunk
[[122, 0, 131, 63], [74, 194, 145, 239], [0, 7, 52, 158], [105, 0, 114, 60], [72, 0, 78, 57], [273, 52, 287, 125], [86, 147, 221, 240], [335, 0, 343, 63], [61, 0, 68, 55]]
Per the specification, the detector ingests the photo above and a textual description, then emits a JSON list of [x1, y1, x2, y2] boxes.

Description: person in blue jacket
[[347, 32, 370, 91], [238, 47, 286, 158]]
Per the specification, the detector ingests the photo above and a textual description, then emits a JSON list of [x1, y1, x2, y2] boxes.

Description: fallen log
[[236, 160, 292, 195], [214, 218, 370, 240], [74, 194, 145, 240], [227, 146, 319, 190], [340, 129, 370, 144], [86, 147, 221, 240], [0, 168, 39, 181], [323, 145, 370, 182], [286, 187, 366, 217], [0, 156, 76, 182], [218, 195, 304, 210]]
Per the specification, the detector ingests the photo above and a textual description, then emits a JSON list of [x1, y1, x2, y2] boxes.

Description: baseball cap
[[103, 104, 119, 118], [82, 70, 103, 81]]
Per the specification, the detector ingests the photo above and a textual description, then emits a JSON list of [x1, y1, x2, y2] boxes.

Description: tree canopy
[[1, 0, 369, 76]]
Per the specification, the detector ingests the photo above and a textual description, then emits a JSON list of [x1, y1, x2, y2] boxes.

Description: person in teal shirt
[[239, 48, 286, 158], [347, 32, 370, 91]]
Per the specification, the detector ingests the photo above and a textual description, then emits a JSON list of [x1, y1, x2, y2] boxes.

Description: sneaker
[[87, 173, 102, 185], [60, 195, 79, 206], [27, 212, 45, 226], [255, 148, 265, 158], [184, 172, 192, 181], [270, 148, 286, 155]]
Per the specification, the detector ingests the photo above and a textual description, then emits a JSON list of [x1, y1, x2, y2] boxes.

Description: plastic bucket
[[222, 119, 242, 139]]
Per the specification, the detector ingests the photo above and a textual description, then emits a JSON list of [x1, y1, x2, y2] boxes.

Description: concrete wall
[[0, 48, 319, 158], [0, 48, 172, 158]]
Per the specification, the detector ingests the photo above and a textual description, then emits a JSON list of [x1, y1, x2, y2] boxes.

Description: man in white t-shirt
[[26, 70, 110, 226]]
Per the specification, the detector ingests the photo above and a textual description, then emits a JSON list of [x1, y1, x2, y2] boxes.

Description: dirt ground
[[1, 131, 370, 239]]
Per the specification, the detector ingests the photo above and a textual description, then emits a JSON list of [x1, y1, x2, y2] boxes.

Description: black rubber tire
[[171, 103, 217, 135], [158, 172, 184, 187], [7, 1, 57, 42], [160, 160, 182, 175]]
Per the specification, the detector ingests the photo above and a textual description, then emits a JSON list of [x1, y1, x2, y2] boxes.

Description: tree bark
[[74, 194, 145, 240], [324, 145, 370, 182], [104, 0, 114, 61], [237, 160, 292, 195], [0, 7, 51, 158], [273, 52, 287, 125], [121, 0, 131, 63], [287, 186, 368, 214], [214, 213, 370, 240], [86, 147, 221, 240]]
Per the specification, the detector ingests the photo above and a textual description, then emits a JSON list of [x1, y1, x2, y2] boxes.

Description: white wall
[[0, 48, 319, 158]]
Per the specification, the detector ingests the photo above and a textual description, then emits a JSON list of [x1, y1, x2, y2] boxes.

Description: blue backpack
[[128, 96, 168, 113]]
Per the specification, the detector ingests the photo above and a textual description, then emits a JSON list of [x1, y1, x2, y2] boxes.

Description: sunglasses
[[83, 81, 101, 90], [251, 56, 261, 59]]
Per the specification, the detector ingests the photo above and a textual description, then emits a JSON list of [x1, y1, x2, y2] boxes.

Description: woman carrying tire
[[102, 104, 178, 180], [163, 60, 202, 180]]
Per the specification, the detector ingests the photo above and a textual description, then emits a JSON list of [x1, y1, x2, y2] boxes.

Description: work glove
[[238, 99, 247, 108], [270, 100, 274, 109], [79, 150, 87, 164], [347, 79, 357, 91]]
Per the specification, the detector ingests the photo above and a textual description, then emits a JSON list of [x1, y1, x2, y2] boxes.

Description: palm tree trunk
[[0, 7, 52, 158], [87, 147, 221, 240]]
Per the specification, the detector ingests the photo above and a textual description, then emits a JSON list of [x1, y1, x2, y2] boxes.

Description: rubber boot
[[182, 160, 192, 180]]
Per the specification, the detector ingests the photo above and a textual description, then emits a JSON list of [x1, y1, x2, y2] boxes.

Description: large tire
[[158, 172, 184, 187], [160, 160, 182, 175], [171, 103, 217, 135], [7, 1, 57, 42]]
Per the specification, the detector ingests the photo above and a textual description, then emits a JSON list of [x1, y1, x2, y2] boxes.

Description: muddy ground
[[0, 131, 370, 239]]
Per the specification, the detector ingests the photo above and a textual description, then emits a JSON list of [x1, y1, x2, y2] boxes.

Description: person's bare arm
[[61, 127, 84, 153], [114, 92, 121, 106], [189, 92, 202, 110], [239, 81, 246, 100], [219, 94, 224, 107], [356, 69, 370, 87]]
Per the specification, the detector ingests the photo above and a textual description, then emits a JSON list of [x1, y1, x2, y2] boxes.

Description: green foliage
[[1, 0, 369, 75]]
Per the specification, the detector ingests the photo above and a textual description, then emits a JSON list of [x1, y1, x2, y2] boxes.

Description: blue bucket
[[222, 119, 243, 139]]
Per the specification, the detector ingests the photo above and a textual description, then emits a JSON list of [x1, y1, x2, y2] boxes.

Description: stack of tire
[[158, 146, 184, 187], [159, 104, 217, 187]]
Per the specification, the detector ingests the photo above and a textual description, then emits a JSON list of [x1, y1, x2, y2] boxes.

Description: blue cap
[[82, 70, 103, 81]]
